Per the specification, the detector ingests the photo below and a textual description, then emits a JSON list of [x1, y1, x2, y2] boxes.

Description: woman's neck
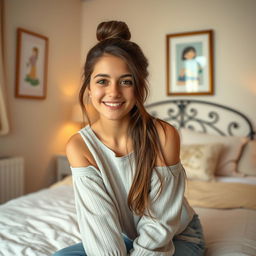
[[91, 117, 133, 156]]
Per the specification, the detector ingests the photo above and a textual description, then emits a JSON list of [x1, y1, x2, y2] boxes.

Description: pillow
[[180, 143, 223, 181], [180, 128, 248, 176], [238, 140, 256, 176]]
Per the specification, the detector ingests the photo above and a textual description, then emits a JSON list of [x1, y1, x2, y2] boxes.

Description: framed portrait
[[166, 30, 214, 96], [15, 28, 48, 99]]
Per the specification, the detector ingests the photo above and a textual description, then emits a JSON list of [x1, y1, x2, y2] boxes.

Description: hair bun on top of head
[[96, 21, 131, 42]]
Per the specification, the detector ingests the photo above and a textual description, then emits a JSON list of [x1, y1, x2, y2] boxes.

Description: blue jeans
[[53, 214, 205, 256]]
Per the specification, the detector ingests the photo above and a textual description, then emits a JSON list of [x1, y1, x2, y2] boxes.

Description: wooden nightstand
[[56, 154, 71, 181]]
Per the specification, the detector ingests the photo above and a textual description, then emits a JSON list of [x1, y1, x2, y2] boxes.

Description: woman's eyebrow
[[93, 74, 110, 79], [93, 74, 132, 79], [120, 74, 133, 78]]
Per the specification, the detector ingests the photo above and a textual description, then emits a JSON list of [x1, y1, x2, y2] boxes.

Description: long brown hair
[[79, 21, 164, 216]]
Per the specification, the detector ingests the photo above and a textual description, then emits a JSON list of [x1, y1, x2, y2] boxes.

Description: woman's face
[[88, 54, 136, 122]]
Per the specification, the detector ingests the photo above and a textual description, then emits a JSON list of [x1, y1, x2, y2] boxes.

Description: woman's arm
[[66, 135, 127, 256], [155, 121, 180, 167]]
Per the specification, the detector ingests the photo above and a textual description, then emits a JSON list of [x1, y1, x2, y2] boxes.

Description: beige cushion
[[180, 128, 248, 176], [238, 140, 256, 176], [180, 143, 223, 181]]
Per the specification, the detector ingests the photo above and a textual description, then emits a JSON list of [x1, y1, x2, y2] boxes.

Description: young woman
[[53, 21, 205, 256]]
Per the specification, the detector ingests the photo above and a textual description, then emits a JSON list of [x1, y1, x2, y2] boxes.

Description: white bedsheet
[[1, 185, 256, 256], [0, 186, 80, 256], [195, 207, 256, 256]]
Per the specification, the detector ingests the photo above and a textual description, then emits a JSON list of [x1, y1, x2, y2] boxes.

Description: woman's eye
[[120, 80, 133, 86], [97, 79, 108, 85]]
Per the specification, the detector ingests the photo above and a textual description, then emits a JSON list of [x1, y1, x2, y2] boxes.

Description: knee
[[52, 243, 85, 256], [52, 248, 72, 256], [52, 250, 69, 256], [52, 252, 61, 256], [52, 251, 73, 256]]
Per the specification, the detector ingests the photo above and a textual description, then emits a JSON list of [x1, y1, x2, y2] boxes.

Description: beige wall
[[81, 0, 256, 127], [1, 0, 82, 193], [1, 0, 255, 194]]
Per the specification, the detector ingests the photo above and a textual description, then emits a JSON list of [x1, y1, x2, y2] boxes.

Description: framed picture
[[166, 30, 214, 96], [15, 28, 48, 99]]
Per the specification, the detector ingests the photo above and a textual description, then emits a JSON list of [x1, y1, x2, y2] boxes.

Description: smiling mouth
[[103, 101, 124, 109]]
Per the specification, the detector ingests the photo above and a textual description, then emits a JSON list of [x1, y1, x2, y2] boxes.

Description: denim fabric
[[53, 214, 205, 256], [53, 236, 132, 256], [173, 214, 205, 256]]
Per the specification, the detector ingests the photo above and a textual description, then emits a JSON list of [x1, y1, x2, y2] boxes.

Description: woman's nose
[[108, 83, 121, 97]]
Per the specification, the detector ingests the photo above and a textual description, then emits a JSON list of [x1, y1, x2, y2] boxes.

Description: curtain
[[0, 0, 10, 135]]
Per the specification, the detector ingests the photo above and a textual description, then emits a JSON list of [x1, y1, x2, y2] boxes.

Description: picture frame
[[15, 28, 48, 99], [166, 30, 214, 96]]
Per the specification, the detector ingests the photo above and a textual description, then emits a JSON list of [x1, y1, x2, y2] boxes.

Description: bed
[[1, 99, 256, 256]]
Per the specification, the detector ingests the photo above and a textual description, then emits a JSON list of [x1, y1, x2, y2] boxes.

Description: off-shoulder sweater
[[71, 125, 195, 256]]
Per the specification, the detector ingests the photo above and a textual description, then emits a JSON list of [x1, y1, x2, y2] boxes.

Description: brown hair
[[79, 21, 164, 216]]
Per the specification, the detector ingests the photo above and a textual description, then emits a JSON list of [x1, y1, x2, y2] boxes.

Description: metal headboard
[[146, 99, 255, 140]]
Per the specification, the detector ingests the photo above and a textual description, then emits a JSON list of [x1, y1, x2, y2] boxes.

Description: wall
[[0, 0, 82, 193], [1, 0, 255, 194], [81, 0, 256, 127]]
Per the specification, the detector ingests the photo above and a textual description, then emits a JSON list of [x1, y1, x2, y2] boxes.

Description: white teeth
[[104, 102, 122, 107]]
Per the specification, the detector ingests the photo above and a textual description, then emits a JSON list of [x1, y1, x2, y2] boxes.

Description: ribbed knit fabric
[[71, 125, 195, 255]]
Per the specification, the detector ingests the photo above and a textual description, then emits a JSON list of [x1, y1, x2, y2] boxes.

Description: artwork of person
[[177, 46, 204, 92], [25, 47, 39, 86]]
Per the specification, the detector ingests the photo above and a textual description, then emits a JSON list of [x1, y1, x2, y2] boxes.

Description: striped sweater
[[71, 125, 195, 255]]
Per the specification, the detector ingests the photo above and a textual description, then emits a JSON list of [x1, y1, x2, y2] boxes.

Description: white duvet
[[0, 185, 256, 256], [0, 186, 80, 256]]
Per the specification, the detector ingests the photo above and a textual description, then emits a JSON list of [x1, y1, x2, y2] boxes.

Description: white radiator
[[0, 157, 24, 204]]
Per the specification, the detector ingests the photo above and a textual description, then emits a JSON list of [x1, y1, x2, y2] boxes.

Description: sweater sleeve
[[71, 166, 127, 256], [130, 162, 186, 256]]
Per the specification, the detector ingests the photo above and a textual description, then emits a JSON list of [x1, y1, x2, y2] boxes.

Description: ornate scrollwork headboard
[[146, 99, 255, 140]]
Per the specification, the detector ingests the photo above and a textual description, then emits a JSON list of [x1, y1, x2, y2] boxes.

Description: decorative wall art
[[15, 28, 48, 99], [166, 30, 214, 96]]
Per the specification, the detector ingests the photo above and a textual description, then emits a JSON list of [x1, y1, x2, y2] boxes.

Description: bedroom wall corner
[[0, 0, 82, 194]]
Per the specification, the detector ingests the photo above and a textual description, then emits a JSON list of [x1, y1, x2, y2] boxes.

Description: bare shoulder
[[66, 133, 97, 168], [155, 120, 180, 166]]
